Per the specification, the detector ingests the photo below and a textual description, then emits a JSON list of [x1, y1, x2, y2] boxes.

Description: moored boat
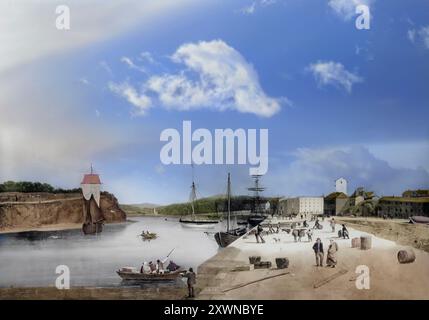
[[215, 173, 248, 247], [246, 175, 267, 227], [179, 166, 220, 227], [409, 216, 429, 224]]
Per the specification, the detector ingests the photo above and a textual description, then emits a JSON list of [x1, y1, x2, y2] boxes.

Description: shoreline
[[0, 220, 129, 235], [0, 286, 187, 300], [0, 223, 82, 235]]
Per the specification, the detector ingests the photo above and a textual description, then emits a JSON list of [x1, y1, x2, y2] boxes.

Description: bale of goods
[[360, 236, 372, 250], [275, 258, 289, 269], [351, 237, 361, 248], [397, 249, 416, 264], [249, 256, 261, 264], [254, 261, 272, 269]]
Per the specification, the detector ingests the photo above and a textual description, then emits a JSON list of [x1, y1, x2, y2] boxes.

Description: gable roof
[[81, 174, 101, 185]]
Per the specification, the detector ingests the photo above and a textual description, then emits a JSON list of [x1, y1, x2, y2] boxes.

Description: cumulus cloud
[[307, 61, 363, 93], [111, 40, 283, 117], [328, 0, 373, 21], [408, 26, 429, 50], [269, 145, 429, 197]]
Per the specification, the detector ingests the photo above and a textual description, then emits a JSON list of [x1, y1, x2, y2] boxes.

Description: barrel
[[275, 258, 289, 269], [351, 237, 361, 248], [249, 256, 261, 264], [397, 249, 416, 264], [360, 236, 372, 250]]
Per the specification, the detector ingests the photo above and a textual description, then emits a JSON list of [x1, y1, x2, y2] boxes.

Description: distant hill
[[121, 195, 280, 216], [128, 203, 160, 209]]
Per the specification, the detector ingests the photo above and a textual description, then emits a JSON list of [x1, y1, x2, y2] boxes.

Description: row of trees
[[0, 181, 81, 194]]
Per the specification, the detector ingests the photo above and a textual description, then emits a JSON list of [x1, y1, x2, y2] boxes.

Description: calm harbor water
[[0, 216, 223, 288]]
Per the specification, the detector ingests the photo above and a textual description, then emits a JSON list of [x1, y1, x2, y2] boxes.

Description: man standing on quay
[[312, 238, 324, 267]]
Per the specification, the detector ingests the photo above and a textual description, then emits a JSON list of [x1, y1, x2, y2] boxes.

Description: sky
[[0, 0, 428, 204]]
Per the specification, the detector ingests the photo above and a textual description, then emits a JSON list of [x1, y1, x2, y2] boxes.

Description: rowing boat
[[116, 268, 183, 281]]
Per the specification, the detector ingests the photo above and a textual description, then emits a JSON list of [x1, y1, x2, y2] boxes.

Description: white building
[[335, 178, 348, 195], [279, 197, 324, 216]]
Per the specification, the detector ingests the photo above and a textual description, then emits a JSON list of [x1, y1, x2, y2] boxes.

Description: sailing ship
[[214, 173, 247, 248], [247, 174, 268, 227], [179, 167, 219, 228], [81, 166, 105, 235]]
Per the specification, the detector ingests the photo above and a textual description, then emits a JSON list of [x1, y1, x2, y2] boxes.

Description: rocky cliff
[[0, 191, 126, 230]]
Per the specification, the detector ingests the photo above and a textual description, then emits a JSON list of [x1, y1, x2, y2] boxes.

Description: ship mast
[[248, 175, 265, 216], [227, 173, 231, 232], [190, 164, 196, 219]]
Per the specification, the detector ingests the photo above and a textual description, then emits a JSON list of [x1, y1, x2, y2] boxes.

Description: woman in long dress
[[326, 239, 339, 268]]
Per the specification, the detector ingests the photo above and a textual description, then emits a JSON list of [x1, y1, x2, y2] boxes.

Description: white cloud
[[112, 40, 283, 117], [408, 29, 416, 43], [408, 26, 429, 50], [109, 82, 152, 115], [307, 61, 363, 93], [121, 56, 146, 73], [140, 51, 156, 64], [239, 0, 277, 15], [241, 2, 257, 15], [328, 0, 373, 21], [79, 78, 90, 85], [268, 145, 429, 197], [0, 0, 197, 74]]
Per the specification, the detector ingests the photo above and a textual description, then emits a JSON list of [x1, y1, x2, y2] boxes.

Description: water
[[0, 216, 223, 288]]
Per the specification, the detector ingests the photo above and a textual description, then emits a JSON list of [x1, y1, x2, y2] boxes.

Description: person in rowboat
[[157, 257, 169, 274], [149, 261, 156, 274], [140, 261, 150, 274]]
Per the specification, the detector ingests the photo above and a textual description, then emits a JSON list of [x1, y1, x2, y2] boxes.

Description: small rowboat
[[140, 232, 157, 240], [116, 268, 183, 281]]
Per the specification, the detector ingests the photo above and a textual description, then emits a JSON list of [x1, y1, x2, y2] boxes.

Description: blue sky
[[0, 0, 428, 204]]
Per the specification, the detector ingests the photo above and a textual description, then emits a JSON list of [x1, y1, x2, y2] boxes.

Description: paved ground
[[197, 218, 429, 300]]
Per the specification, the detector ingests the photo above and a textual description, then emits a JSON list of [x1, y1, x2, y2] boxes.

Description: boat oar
[[166, 247, 176, 258]]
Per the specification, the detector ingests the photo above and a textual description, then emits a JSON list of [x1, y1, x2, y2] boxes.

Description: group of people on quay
[[255, 215, 352, 268]]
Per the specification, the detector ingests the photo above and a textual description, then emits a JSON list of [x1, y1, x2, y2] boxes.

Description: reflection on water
[[0, 217, 222, 288]]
